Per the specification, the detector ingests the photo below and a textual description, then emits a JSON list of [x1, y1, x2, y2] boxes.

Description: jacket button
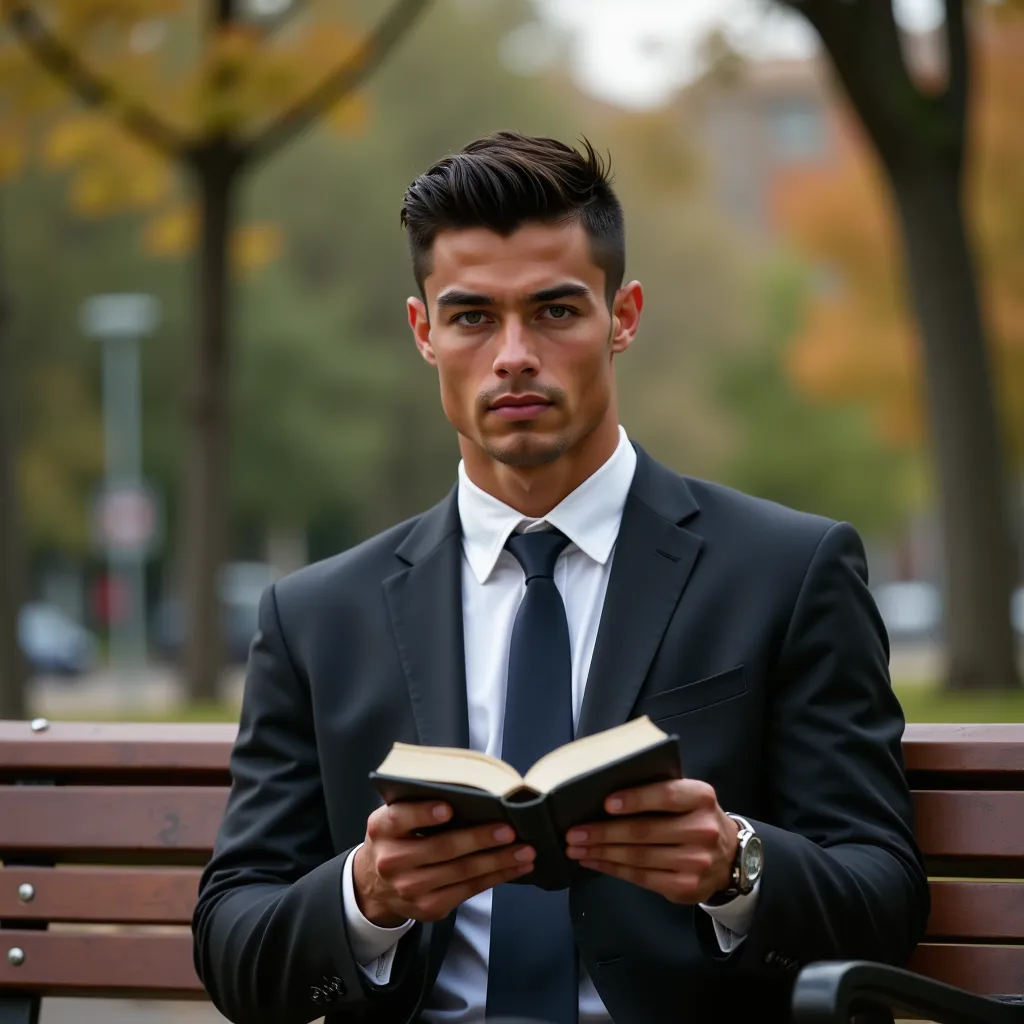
[[310, 986, 324, 1003]]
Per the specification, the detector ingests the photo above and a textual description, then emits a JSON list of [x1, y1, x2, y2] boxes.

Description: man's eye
[[543, 305, 574, 320], [455, 311, 488, 326]]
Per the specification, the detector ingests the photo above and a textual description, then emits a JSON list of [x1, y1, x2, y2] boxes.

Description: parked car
[[1013, 587, 1024, 636], [870, 581, 942, 644], [151, 561, 279, 665], [18, 601, 98, 677]]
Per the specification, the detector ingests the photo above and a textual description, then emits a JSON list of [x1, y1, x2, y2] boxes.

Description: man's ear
[[408, 297, 436, 365], [610, 281, 644, 355]]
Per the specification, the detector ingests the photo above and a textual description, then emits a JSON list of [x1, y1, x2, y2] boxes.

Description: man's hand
[[564, 779, 740, 904], [353, 801, 536, 927]]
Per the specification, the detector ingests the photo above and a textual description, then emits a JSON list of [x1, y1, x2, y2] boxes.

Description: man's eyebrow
[[528, 283, 594, 304], [436, 289, 495, 308]]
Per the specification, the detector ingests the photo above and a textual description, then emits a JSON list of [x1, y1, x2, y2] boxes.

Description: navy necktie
[[485, 528, 577, 1024]]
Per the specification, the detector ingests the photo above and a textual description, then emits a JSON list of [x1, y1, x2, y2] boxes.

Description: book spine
[[505, 798, 572, 891]]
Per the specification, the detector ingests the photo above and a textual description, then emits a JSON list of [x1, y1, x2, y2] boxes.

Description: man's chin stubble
[[483, 435, 569, 469]]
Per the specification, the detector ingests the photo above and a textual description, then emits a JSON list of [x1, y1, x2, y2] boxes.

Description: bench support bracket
[[0, 998, 39, 1024]]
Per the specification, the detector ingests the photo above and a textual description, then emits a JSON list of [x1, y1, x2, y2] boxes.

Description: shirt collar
[[457, 425, 638, 585]]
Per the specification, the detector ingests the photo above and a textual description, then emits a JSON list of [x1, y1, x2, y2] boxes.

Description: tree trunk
[[0, 239, 27, 720], [891, 161, 1019, 690], [182, 149, 236, 704]]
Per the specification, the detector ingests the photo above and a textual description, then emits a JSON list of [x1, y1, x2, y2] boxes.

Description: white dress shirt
[[340, 425, 759, 1021]]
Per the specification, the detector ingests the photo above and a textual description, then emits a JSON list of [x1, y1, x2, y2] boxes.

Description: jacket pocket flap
[[638, 665, 747, 722]]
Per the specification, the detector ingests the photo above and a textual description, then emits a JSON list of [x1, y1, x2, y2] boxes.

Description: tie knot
[[505, 528, 570, 582]]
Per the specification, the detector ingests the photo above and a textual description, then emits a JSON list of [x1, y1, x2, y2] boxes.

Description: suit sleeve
[[695, 521, 930, 975], [191, 583, 425, 1024]]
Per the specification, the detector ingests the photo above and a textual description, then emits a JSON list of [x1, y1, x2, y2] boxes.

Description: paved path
[[41, 999, 230, 1023], [40, 1000, 323, 1023]]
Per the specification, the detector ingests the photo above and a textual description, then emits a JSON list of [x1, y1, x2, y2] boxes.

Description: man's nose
[[492, 320, 540, 378]]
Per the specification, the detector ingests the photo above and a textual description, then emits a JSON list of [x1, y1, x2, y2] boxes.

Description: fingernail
[[514, 846, 535, 862], [516, 863, 533, 874], [566, 846, 585, 858], [580, 861, 599, 871], [433, 804, 451, 821], [493, 826, 514, 842], [566, 829, 587, 843], [606, 797, 624, 813]]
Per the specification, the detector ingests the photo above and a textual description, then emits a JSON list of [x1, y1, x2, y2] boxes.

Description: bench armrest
[[792, 960, 1024, 1024]]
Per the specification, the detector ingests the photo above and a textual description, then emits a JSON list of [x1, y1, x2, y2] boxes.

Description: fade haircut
[[400, 131, 625, 306]]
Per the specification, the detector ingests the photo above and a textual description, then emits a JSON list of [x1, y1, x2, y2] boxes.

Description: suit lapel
[[576, 448, 704, 738], [383, 487, 470, 750]]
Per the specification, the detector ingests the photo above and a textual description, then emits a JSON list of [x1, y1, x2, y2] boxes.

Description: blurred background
[[1, 0, 1023, 737]]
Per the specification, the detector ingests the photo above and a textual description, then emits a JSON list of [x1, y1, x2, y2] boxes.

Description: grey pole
[[81, 294, 161, 697], [100, 332, 146, 675]]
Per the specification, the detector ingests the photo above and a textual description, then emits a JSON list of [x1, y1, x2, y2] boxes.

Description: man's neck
[[461, 420, 620, 519]]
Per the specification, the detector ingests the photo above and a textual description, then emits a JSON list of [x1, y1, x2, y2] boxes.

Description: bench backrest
[[0, 720, 1022, 1001], [903, 723, 1024, 997]]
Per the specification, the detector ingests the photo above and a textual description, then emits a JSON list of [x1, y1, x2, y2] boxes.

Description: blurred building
[[675, 28, 947, 241], [675, 20, 1024, 587]]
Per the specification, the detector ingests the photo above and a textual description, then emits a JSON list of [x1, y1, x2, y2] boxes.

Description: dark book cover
[[370, 733, 681, 891]]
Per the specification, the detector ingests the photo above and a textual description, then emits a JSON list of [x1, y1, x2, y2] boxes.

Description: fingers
[[395, 843, 536, 899], [566, 810, 723, 849], [368, 800, 453, 839], [567, 842, 712, 875], [406, 860, 537, 922], [603, 778, 716, 817]]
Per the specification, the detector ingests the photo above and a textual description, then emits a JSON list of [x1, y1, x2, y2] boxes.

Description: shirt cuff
[[342, 844, 415, 984], [699, 877, 761, 953]]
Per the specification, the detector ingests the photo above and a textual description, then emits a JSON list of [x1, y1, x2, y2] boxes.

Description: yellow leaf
[[43, 116, 103, 169], [143, 204, 197, 257], [232, 223, 282, 273], [326, 92, 369, 135]]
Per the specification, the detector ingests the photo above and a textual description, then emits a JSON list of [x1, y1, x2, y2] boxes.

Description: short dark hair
[[400, 131, 625, 305]]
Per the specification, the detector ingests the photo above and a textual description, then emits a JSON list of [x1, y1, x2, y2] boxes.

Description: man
[[192, 131, 929, 1024]]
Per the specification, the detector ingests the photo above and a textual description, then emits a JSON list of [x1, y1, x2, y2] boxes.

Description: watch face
[[741, 836, 764, 885]]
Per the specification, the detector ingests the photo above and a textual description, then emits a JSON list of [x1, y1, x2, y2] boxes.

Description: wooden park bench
[[0, 719, 1022, 1024]]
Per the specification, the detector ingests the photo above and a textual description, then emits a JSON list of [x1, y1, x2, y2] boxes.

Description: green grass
[[42, 682, 1024, 726], [52, 700, 242, 723], [893, 682, 1024, 724]]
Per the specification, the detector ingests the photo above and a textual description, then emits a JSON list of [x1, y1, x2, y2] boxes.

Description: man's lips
[[488, 395, 552, 421]]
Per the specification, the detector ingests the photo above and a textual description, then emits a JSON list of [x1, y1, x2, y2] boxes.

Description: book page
[[374, 742, 524, 797], [523, 716, 668, 794]]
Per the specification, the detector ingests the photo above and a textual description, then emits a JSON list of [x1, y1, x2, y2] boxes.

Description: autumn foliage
[[773, 10, 1024, 464], [0, 0, 376, 271]]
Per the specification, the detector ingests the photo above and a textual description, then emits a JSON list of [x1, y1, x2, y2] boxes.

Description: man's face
[[408, 220, 642, 469]]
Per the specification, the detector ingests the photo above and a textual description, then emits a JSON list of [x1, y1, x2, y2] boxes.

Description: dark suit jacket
[[192, 445, 929, 1024]]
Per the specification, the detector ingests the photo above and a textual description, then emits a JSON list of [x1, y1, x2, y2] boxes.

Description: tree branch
[[4, 2, 189, 157], [778, 0, 928, 167], [944, 0, 969, 140], [246, 0, 432, 165]]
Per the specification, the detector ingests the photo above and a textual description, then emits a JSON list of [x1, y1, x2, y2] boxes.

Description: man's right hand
[[352, 801, 536, 927]]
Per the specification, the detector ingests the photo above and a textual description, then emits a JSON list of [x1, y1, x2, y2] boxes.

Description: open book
[[370, 716, 681, 890]]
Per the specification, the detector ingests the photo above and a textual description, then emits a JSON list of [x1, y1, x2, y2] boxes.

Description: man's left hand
[[564, 779, 740, 904]]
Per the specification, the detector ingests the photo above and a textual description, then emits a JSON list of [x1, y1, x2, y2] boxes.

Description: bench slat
[[0, 721, 236, 780], [926, 880, 1024, 941], [0, 786, 229, 863], [903, 725, 1024, 774], [909, 943, 1024, 997], [0, 867, 201, 924], [0, 930, 202, 998], [913, 790, 1024, 860]]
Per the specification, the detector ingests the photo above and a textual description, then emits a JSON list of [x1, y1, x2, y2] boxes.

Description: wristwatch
[[708, 813, 764, 903]]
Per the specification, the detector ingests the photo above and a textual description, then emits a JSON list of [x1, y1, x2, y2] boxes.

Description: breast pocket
[[637, 665, 747, 725]]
